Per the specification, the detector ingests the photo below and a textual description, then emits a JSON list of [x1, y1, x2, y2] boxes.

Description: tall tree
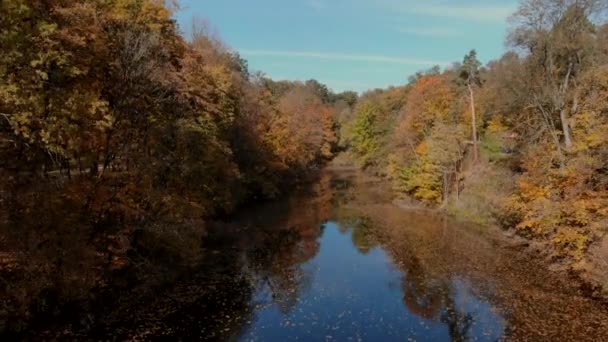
[[509, 0, 607, 160], [459, 50, 482, 163]]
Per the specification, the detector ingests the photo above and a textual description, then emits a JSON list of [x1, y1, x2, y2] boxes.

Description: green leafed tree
[[349, 102, 383, 167]]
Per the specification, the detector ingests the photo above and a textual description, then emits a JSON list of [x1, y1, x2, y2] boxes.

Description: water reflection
[[88, 167, 608, 341], [238, 221, 506, 341]]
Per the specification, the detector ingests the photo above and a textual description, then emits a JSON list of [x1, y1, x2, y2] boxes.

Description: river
[[89, 164, 608, 341]]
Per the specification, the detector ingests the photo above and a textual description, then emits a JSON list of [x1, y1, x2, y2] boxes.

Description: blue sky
[[175, 0, 519, 93]]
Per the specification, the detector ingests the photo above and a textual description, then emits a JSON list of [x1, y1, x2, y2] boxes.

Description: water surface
[[97, 166, 608, 341]]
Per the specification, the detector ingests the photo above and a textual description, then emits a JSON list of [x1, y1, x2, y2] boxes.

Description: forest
[[344, 0, 608, 266], [0, 0, 356, 333], [1, 0, 608, 338]]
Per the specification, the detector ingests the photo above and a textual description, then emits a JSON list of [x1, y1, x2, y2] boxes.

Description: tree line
[[344, 0, 608, 263], [2, 0, 608, 335], [0, 0, 355, 333]]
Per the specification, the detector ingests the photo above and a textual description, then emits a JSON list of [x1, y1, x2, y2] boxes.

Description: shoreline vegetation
[[1, 0, 352, 334], [339, 1, 608, 301], [336, 153, 608, 305], [1, 0, 608, 337]]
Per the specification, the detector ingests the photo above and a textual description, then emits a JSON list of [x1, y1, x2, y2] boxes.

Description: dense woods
[[2, 0, 608, 337], [344, 0, 608, 278], [0, 0, 349, 333]]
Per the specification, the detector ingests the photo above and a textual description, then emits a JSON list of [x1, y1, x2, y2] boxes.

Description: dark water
[[94, 166, 608, 341]]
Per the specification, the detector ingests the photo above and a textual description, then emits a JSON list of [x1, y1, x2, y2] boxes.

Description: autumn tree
[[333, 91, 359, 107], [382, 73, 468, 204], [459, 50, 482, 163], [0, 1, 341, 332], [478, 53, 530, 129], [509, 0, 607, 161], [305, 79, 332, 104], [492, 0, 608, 260]]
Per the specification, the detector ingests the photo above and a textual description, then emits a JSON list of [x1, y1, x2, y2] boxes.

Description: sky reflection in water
[[240, 222, 505, 341]]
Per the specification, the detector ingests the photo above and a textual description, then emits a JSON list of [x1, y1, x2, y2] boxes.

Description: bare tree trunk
[[559, 107, 572, 149], [559, 62, 574, 149], [468, 84, 478, 163], [536, 102, 565, 169]]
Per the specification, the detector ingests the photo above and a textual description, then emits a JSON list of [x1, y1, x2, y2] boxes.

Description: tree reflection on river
[[90, 166, 608, 341]]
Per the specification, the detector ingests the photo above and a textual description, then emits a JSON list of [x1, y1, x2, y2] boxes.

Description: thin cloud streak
[[405, 3, 516, 22], [372, 0, 517, 22], [396, 27, 461, 37], [239, 49, 449, 66]]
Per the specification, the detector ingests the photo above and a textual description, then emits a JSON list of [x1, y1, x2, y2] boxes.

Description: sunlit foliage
[[342, 0, 608, 263]]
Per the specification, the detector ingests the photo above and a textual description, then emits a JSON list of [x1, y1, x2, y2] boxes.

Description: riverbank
[[114, 161, 608, 340], [327, 162, 608, 339], [0, 161, 332, 338], [336, 152, 608, 306], [4, 160, 608, 340]]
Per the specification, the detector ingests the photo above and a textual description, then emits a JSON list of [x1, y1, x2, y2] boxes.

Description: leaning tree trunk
[[559, 62, 575, 150], [559, 106, 572, 149], [468, 83, 478, 163]]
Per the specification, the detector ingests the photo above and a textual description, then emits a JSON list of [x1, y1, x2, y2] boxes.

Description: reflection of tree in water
[[330, 176, 355, 207], [41, 169, 337, 339], [342, 202, 477, 342], [247, 228, 319, 313], [401, 256, 445, 320], [99, 171, 333, 339], [441, 301, 474, 342], [239, 170, 335, 313], [84, 247, 257, 340], [151, 267, 257, 340], [399, 252, 476, 341], [329, 169, 392, 255], [346, 215, 379, 254]]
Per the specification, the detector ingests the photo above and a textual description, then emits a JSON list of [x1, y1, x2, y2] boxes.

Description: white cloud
[[239, 49, 449, 66], [396, 27, 461, 37], [408, 3, 516, 21], [373, 0, 517, 22]]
